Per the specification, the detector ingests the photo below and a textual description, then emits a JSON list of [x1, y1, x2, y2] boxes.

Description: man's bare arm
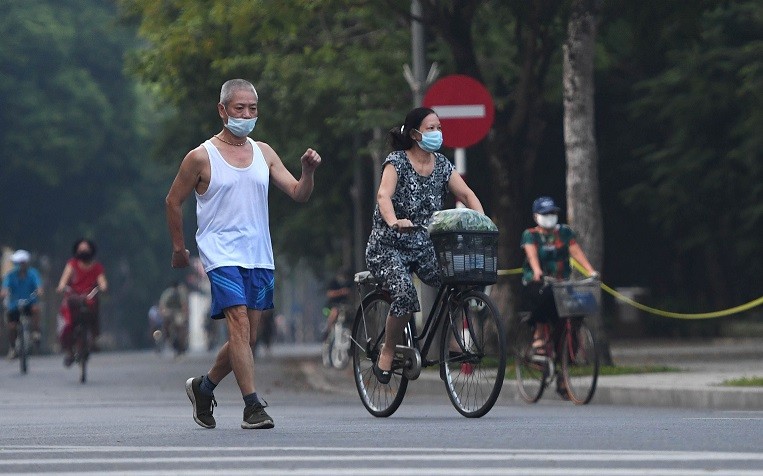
[[259, 142, 321, 202], [166, 147, 206, 268]]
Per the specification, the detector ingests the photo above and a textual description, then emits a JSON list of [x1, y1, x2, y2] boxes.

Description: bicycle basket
[[550, 280, 601, 317], [430, 231, 499, 285]]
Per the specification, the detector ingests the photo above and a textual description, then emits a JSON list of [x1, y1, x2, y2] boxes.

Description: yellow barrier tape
[[496, 261, 763, 319]]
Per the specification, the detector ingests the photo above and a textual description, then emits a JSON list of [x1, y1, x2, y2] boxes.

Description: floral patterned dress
[[365, 150, 454, 317]]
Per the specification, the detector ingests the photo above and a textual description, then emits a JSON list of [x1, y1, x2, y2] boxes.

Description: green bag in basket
[[427, 208, 498, 234]]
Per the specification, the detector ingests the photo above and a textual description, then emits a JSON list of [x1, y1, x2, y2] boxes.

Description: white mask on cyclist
[[535, 214, 558, 229]]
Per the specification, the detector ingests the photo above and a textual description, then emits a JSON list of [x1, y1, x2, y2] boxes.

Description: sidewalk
[[301, 338, 763, 410]]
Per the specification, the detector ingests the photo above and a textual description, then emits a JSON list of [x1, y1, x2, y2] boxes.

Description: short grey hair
[[219, 79, 258, 105]]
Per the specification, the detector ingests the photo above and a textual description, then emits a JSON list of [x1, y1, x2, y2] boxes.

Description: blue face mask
[[226, 116, 257, 137], [416, 129, 443, 153]]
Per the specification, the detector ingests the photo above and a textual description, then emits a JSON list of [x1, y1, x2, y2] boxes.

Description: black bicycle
[[514, 276, 600, 405], [351, 226, 506, 418], [65, 287, 99, 383], [13, 293, 38, 375]]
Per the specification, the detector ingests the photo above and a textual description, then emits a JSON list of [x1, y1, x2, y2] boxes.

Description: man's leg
[[6, 317, 18, 359], [184, 307, 250, 430], [206, 305, 255, 393], [30, 305, 42, 342], [240, 308, 273, 429]]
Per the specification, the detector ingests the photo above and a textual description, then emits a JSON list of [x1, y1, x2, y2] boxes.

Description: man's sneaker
[[185, 376, 217, 429], [242, 401, 274, 429]]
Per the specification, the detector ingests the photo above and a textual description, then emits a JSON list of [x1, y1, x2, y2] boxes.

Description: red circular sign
[[422, 74, 495, 148]]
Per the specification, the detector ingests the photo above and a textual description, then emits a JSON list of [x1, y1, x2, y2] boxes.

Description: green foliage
[[722, 376, 763, 387], [0, 0, 176, 347], [622, 1, 763, 301]]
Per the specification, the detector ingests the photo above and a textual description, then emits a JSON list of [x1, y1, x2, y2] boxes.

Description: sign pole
[[455, 147, 466, 208]]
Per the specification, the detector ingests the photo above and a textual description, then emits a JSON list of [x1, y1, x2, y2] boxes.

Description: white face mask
[[535, 214, 558, 229]]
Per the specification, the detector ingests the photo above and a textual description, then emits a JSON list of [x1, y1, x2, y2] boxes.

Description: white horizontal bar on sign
[[432, 105, 486, 119]]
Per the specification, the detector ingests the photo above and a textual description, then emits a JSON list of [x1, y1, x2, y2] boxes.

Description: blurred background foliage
[[1, 0, 761, 346]]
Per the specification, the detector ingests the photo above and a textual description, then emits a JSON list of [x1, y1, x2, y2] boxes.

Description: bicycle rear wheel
[[79, 350, 88, 384], [351, 291, 409, 417], [441, 290, 506, 418], [561, 319, 598, 404], [73, 318, 90, 384], [514, 318, 547, 403]]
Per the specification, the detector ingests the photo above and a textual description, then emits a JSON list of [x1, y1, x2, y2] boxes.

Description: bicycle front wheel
[[351, 291, 409, 417], [331, 327, 351, 370], [18, 324, 28, 375], [514, 317, 546, 403], [441, 290, 506, 418], [561, 320, 598, 405]]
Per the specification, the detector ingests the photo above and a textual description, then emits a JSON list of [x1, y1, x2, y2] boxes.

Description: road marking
[[1, 447, 763, 462], [2, 468, 762, 476], [431, 105, 486, 119], [686, 417, 763, 420], [2, 447, 761, 476]]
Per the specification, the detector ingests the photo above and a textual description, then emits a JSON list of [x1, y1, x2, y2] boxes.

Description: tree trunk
[[563, 0, 612, 364]]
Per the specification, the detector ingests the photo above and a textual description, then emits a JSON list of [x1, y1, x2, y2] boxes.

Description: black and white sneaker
[[185, 376, 217, 429], [241, 401, 274, 430]]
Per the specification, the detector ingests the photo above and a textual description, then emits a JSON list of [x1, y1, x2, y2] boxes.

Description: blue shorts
[[207, 267, 274, 319]]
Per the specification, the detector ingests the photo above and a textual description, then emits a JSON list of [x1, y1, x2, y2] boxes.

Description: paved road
[[1, 346, 762, 475]]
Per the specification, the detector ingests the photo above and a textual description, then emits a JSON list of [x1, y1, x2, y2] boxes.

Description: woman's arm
[[523, 243, 543, 281], [56, 263, 73, 293], [377, 164, 409, 227], [447, 172, 483, 213], [569, 242, 597, 276], [96, 273, 108, 293]]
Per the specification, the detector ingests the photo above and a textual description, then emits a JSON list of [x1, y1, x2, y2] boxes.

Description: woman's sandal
[[373, 362, 392, 384]]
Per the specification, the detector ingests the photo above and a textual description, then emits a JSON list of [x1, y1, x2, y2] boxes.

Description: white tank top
[[195, 138, 274, 272]]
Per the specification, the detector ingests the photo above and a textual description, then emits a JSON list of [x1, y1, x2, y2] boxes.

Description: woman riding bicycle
[[365, 107, 484, 384], [520, 196, 598, 396], [56, 238, 108, 366]]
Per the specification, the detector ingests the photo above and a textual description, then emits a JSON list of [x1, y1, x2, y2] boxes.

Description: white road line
[[4, 468, 763, 476], [431, 105, 486, 119], [686, 417, 763, 420], [3, 446, 761, 457], [2, 452, 763, 465]]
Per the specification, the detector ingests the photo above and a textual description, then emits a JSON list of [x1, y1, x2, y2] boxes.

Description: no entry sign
[[423, 74, 495, 149]]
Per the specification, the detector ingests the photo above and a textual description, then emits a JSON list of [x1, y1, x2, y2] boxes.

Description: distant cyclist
[[159, 281, 189, 357], [1, 250, 44, 359], [56, 238, 108, 366], [520, 196, 598, 396], [322, 268, 352, 341]]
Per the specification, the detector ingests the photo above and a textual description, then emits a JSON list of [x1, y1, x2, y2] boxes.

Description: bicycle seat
[[354, 271, 376, 285]]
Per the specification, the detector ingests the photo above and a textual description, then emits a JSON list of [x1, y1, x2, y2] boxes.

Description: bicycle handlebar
[[64, 286, 100, 300], [392, 223, 428, 233], [15, 291, 38, 307]]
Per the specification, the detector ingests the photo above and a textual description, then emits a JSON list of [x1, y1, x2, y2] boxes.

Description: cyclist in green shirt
[[520, 196, 598, 346]]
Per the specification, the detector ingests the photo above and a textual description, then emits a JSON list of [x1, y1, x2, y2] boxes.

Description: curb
[[305, 360, 763, 411]]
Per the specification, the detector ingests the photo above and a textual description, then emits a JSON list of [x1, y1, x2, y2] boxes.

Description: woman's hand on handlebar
[[391, 219, 425, 233]]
